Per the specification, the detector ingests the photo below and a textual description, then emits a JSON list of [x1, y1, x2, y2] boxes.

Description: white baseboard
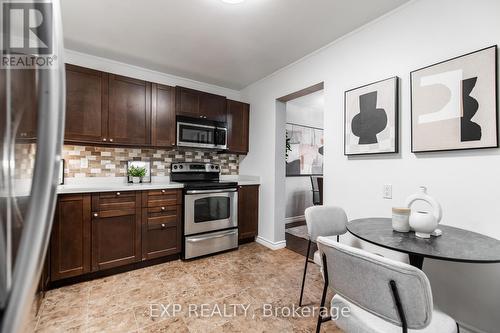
[[285, 215, 305, 224], [256, 236, 286, 250], [457, 321, 489, 333]]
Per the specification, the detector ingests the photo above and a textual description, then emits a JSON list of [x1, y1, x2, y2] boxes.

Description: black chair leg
[[316, 254, 330, 333], [299, 239, 311, 306]]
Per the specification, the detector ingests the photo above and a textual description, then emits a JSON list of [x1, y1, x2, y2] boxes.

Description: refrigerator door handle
[[1, 0, 66, 332]]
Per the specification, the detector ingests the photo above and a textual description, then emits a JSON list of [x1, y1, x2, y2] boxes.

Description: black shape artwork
[[461, 77, 482, 142], [351, 91, 388, 144]]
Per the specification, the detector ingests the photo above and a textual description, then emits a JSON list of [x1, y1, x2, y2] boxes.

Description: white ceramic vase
[[405, 186, 442, 239], [132, 177, 141, 184]]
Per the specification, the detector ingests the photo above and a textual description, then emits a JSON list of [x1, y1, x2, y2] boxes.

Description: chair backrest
[[316, 237, 433, 330], [304, 206, 347, 241]]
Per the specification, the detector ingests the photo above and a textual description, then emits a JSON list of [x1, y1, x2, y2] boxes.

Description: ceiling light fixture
[[221, 0, 245, 4]]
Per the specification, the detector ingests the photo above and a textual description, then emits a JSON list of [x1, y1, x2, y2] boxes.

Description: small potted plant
[[128, 165, 146, 184]]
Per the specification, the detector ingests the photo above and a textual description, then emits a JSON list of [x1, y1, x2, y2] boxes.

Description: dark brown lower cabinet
[[238, 185, 259, 242], [91, 192, 142, 271], [50, 194, 91, 281], [142, 205, 181, 260]]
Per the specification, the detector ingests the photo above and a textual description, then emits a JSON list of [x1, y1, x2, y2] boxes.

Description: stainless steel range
[[171, 163, 238, 259]]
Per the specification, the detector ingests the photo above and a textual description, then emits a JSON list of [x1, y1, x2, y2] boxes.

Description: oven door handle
[[186, 230, 238, 243], [185, 188, 237, 195]]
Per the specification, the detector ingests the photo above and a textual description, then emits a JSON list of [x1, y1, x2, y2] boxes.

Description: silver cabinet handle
[[109, 138, 114, 142], [161, 189, 166, 193], [93, 213, 99, 217], [116, 192, 121, 196], [161, 207, 166, 211], [102, 138, 107, 142], [186, 230, 237, 243], [161, 224, 166, 228]]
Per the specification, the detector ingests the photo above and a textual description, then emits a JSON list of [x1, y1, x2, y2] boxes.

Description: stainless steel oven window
[[194, 196, 230, 223]]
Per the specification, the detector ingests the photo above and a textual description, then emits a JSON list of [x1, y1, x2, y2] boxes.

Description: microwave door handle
[[1, 1, 66, 332]]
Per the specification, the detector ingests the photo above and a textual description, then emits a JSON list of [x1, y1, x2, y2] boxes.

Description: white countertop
[[56, 175, 260, 194]]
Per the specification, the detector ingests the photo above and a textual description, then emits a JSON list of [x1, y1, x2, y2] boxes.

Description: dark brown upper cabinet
[[50, 194, 91, 281], [175, 86, 226, 122], [227, 100, 250, 154], [12, 69, 37, 140], [108, 75, 151, 145], [65, 64, 109, 143], [152, 83, 176, 147]]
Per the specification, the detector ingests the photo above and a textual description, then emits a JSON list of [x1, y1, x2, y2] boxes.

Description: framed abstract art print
[[344, 76, 399, 155], [411, 46, 498, 152]]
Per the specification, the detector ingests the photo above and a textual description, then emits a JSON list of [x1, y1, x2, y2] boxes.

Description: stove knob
[[179, 165, 184, 169], [173, 165, 178, 170], [215, 165, 219, 169], [211, 165, 215, 169]]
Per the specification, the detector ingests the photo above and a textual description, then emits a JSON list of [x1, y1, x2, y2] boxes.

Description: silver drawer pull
[[116, 192, 121, 196], [161, 189, 166, 193], [186, 230, 237, 243], [93, 213, 99, 217], [161, 223, 166, 228], [161, 207, 166, 211]]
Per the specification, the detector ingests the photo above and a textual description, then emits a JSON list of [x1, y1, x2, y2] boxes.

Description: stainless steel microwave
[[176, 117, 227, 150]]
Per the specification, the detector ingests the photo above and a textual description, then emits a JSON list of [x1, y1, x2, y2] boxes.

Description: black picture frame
[[410, 45, 498, 153], [286, 122, 324, 177], [344, 76, 399, 156]]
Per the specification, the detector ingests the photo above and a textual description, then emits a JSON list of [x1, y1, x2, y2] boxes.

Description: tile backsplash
[[62, 145, 240, 178]]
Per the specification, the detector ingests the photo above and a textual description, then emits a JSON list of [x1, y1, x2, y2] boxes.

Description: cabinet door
[[152, 83, 176, 147], [199, 92, 226, 122], [238, 185, 259, 241], [142, 205, 182, 260], [175, 86, 200, 118], [108, 75, 151, 145], [227, 100, 249, 154], [91, 192, 142, 271], [65, 64, 108, 143], [12, 69, 37, 139], [50, 194, 91, 281]]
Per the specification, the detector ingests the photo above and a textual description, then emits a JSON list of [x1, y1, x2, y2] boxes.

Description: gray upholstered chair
[[299, 206, 347, 306], [316, 236, 458, 333]]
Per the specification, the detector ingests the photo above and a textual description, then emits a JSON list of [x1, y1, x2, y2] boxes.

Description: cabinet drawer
[[142, 206, 181, 260], [146, 215, 178, 230], [93, 191, 137, 212], [142, 189, 181, 208]]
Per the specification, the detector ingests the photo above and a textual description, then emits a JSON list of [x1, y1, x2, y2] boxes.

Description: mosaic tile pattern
[[62, 145, 240, 178], [34, 243, 342, 333], [14, 143, 36, 179]]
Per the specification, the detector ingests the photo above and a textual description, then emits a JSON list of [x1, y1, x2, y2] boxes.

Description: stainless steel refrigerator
[[0, 0, 65, 332]]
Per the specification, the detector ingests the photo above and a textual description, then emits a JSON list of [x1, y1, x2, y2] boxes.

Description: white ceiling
[[61, 0, 409, 90]]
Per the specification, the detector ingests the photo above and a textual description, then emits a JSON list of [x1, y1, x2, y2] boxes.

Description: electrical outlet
[[383, 184, 392, 199]]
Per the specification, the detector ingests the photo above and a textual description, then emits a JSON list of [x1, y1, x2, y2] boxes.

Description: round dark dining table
[[347, 218, 500, 269]]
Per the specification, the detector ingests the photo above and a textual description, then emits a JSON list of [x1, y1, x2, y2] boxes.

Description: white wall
[[64, 49, 241, 101], [285, 99, 324, 219], [240, 0, 500, 331]]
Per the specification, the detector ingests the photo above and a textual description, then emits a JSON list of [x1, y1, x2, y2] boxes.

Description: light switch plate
[[383, 184, 392, 199]]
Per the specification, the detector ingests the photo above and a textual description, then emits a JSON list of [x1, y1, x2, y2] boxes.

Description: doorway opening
[[276, 83, 324, 256]]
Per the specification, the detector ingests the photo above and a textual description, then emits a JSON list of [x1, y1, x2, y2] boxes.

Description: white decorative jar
[[405, 186, 442, 239], [392, 207, 411, 232], [132, 177, 141, 184]]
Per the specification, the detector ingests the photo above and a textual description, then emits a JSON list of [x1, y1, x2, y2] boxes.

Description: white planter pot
[[409, 211, 438, 239], [132, 177, 141, 184]]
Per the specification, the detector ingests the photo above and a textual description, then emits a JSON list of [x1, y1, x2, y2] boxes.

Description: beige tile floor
[[34, 243, 342, 333]]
